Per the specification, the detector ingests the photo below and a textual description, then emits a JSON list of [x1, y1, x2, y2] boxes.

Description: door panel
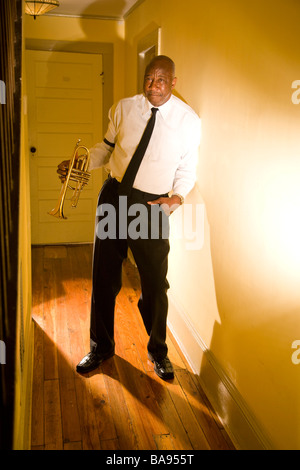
[[26, 50, 103, 244]]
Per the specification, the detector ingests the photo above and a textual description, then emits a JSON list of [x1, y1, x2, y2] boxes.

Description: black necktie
[[119, 107, 159, 195]]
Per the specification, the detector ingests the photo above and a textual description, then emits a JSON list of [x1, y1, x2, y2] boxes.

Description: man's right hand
[[57, 160, 70, 183]]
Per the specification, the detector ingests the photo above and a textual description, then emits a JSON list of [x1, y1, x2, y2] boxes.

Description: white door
[[26, 50, 104, 244]]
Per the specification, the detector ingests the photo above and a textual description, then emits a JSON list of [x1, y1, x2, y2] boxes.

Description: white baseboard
[[167, 291, 275, 450]]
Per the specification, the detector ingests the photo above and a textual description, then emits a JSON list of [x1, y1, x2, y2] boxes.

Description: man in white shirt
[[59, 56, 201, 380]]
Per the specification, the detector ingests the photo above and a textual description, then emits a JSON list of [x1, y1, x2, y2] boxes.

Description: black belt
[[110, 176, 168, 202]]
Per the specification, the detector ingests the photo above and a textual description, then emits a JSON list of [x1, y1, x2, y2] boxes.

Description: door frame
[[26, 49, 105, 244], [137, 28, 161, 94]]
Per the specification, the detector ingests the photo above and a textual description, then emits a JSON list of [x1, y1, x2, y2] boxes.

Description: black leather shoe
[[148, 352, 174, 380], [76, 350, 114, 373]]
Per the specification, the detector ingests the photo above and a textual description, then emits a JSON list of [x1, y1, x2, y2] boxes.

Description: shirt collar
[[142, 94, 174, 120]]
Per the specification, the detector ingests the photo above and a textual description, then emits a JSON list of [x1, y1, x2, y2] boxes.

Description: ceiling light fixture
[[25, 0, 60, 20]]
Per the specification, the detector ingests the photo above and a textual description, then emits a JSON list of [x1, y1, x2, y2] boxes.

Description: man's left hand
[[147, 194, 182, 215]]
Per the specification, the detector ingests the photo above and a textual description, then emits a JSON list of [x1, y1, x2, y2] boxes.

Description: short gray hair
[[145, 55, 176, 78]]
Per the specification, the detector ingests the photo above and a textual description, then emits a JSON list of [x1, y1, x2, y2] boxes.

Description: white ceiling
[[46, 0, 143, 20]]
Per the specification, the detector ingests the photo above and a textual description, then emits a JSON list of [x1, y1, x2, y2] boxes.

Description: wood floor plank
[[31, 321, 44, 447], [44, 379, 63, 449], [60, 375, 82, 445], [147, 371, 194, 450], [116, 344, 170, 438], [113, 356, 157, 450], [74, 375, 102, 450], [43, 258, 59, 380], [100, 438, 120, 450], [153, 434, 176, 450], [167, 373, 210, 450], [31, 247, 45, 447], [31, 246, 44, 326], [101, 357, 140, 450], [64, 441, 82, 450], [66, 245, 92, 356], [44, 245, 68, 259], [111, 325, 158, 450], [175, 368, 232, 450], [88, 372, 118, 441]]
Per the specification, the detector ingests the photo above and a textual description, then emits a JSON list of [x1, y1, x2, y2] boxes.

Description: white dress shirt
[[89, 94, 201, 198]]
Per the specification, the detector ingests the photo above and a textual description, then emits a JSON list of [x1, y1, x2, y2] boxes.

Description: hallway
[[30, 245, 234, 450]]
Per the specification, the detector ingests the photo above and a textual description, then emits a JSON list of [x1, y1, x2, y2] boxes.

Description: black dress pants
[[90, 176, 170, 361]]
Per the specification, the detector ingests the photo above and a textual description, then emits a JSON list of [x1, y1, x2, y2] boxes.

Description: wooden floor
[[31, 244, 235, 451]]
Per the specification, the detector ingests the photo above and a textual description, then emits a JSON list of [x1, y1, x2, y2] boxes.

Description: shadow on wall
[[190, 0, 300, 451], [70, 0, 128, 19]]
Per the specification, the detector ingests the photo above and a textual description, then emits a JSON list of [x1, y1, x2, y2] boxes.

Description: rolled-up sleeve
[[88, 104, 118, 171]]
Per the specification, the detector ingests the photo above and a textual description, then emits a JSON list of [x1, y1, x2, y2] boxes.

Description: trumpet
[[48, 139, 91, 219]]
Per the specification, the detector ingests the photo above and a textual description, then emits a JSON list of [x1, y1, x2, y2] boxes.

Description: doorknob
[[30, 146, 37, 154]]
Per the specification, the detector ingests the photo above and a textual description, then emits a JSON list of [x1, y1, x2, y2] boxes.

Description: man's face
[[143, 61, 177, 107]]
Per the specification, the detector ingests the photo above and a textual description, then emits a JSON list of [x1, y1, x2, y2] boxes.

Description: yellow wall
[[14, 74, 34, 450], [125, 0, 300, 450], [13, 2, 34, 449]]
